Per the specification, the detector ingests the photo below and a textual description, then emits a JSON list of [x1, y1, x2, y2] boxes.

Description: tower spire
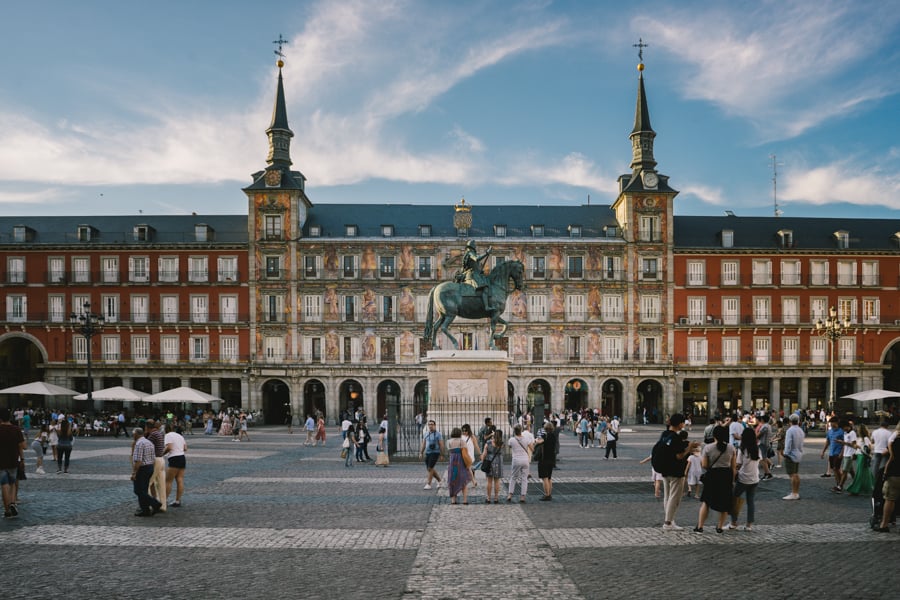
[[266, 35, 293, 167], [629, 40, 656, 173]]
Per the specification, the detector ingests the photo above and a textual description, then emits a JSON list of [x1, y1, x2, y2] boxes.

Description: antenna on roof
[[587, 194, 590, 206], [770, 153, 784, 217]]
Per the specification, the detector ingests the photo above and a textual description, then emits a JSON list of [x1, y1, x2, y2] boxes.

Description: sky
[[1, 0, 899, 219]]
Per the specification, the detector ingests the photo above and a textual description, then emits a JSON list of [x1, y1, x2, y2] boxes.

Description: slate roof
[[674, 215, 900, 251], [0, 215, 248, 245], [303, 203, 622, 240]]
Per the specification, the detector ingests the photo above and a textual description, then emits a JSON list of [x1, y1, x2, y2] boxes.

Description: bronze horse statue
[[423, 259, 524, 350]]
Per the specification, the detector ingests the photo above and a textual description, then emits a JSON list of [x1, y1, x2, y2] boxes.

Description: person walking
[[446, 427, 471, 505], [419, 420, 444, 489], [304, 414, 316, 446], [693, 425, 736, 534], [30, 424, 48, 475], [481, 431, 504, 503], [536, 421, 558, 501], [460, 423, 481, 489], [315, 414, 327, 446], [56, 417, 75, 474], [604, 422, 618, 459], [374, 426, 390, 467], [782, 413, 805, 500], [130, 428, 162, 517], [343, 426, 358, 468], [164, 426, 188, 507], [872, 420, 893, 475], [506, 424, 534, 503], [846, 423, 874, 496], [728, 427, 761, 530], [821, 417, 844, 491]]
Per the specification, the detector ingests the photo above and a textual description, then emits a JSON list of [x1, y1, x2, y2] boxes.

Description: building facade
[[1, 61, 898, 424]]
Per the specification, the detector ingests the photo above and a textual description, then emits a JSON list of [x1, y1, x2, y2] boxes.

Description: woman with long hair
[[846, 423, 874, 496], [693, 425, 736, 533], [728, 426, 760, 530], [56, 417, 75, 474], [447, 427, 472, 505], [480, 430, 504, 503]]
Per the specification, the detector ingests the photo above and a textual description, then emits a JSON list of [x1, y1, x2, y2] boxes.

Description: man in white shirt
[[304, 415, 316, 446], [340, 416, 352, 441], [836, 420, 858, 492], [872, 420, 894, 474], [729, 413, 744, 447]]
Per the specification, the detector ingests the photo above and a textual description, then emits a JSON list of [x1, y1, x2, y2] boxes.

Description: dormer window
[[194, 224, 213, 242], [603, 225, 619, 238], [345, 225, 358, 237], [834, 230, 849, 249], [133, 225, 152, 242], [721, 229, 734, 248], [12, 226, 32, 243], [568, 225, 582, 238], [381, 225, 394, 237], [778, 229, 793, 249], [419, 224, 431, 237], [76, 225, 94, 242], [494, 224, 507, 238], [531, 224, 544, 238], [893, 232, 900, 248], [308, 225, 321, 238]]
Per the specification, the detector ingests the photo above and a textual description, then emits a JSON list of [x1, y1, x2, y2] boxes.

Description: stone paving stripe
[[538, 523, 900, 548], [0, 525, 422, 550], [403, 504, 586, 600]]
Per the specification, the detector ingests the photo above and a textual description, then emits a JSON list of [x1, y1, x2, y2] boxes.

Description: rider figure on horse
[[459, 240, 492, 311]]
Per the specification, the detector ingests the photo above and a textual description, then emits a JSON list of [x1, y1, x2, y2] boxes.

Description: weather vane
[[633, 37, 648, 64], [273, 34, 289, 65]]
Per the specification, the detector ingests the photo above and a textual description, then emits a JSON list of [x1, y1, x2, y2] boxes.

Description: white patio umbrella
[[73, 385, 150, 402], [144, 386, 221, 404], [841, 389, 900, 401], [0, 381, 80, 396]]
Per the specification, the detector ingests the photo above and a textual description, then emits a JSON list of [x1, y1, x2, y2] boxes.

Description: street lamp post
[[815, 306, 850, 412], [70, 301, 104, 403]]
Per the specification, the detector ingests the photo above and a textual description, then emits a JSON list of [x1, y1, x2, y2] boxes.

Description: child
[[638, 454, 664, 498], [686, 446, 703, 498]]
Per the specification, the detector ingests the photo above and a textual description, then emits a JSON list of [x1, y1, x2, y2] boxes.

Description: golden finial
[[455, 197, 471, 212]]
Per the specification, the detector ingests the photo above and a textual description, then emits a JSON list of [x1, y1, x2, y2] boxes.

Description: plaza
[[1, 424, 895, 600]]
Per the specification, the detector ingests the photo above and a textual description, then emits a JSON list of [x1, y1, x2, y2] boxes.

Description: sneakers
[[692, 527, 703, 533], [436, 480, 444, 490], [831, 486, 843, 494], [8, 503, 18, 517], [35, 467, 45, 475], [762, 473, 773, 480], [820, 473, 831, 478], [782, 493, 800, 500], [726, 523, 738, 530], [539, 495, 552, 501], [170, 501, 181, 508], [662, 523, 684, 531], [423, 484, 432, 490]]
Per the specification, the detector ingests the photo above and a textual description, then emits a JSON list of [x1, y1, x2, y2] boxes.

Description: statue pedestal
[[423, 350, 511, 437]]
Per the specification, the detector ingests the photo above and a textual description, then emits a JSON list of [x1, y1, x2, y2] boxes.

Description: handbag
[[532, 443, 544, 462], [340, 448, 348, 459], [461, 445, 472, 468], [342, 437, 350, 449]]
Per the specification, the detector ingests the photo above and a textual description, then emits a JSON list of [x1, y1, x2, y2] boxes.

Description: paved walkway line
[[0, 525, 421, 549], [539, 523, 900, 548], [402, 504, 586, 600]]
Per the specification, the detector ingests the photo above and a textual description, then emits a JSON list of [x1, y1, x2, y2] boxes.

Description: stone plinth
[[422, 350, 511, 437]]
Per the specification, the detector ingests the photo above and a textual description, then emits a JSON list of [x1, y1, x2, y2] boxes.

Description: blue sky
[[1, 0, 899, 218]]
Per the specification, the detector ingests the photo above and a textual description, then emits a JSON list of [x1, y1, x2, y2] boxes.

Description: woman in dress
[[536, 421, 558, 501], [238, 414, 250, 442], [48, 418, 60, 462], [446, 427, 471, 505], [728, 426, 760, 530], [374, 426, 390, 467], [56, 417, 75, 474], [847, 423, 874, 496], [481, 430, 504, 503], [315, 414, 327, 446], [693, 425, 736, 533], [30, 423, 49, 474], [219, 414, 232, 437], [506, 424, 533, 503], [460, 423, 481, 489]]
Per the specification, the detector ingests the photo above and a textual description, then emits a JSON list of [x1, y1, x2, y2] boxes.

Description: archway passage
[[637, 379, 663, 424], [0, 336, 44, 406], [263, 379, 290, 425], [525, 379, 551, 418], [303, 379, 326, 421], [602, 379, 622, 419], [340, 379, 364, 421], [564, 379, 588, 412]]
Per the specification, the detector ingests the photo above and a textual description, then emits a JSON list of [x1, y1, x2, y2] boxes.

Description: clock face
[[642, 172, 658, 188]]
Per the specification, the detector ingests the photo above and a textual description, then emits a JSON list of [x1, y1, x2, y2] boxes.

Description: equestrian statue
[[423, 240, 525, 350]]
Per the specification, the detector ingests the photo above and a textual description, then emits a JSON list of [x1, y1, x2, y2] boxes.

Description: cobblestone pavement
[[1, 425, 896, 600]]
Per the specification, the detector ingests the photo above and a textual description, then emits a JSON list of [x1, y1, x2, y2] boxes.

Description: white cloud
[[636, 1, 900, 139], [0, 187, 67, 204], [681, 183, 726, 206], [781, 161, 900, 209], [499, 152, 616, 193]]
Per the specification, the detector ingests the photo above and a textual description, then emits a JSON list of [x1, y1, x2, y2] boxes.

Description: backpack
[[651, 431, 677, 475]]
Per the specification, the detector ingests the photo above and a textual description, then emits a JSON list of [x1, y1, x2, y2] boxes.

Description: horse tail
[[423, 287, 436, 340]]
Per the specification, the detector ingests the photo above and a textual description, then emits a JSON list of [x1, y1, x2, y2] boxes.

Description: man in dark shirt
[[876, 428, 900, 532], [661, 413, 700, 531], [0, 407, 26, 518], [146, 420, 167, 512]]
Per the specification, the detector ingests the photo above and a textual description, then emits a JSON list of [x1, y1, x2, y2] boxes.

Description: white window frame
[[754, 337, 770, 365], [782, 297, 799, 325], [131, 295, 149, 324], [101, 257, 119, 283], [837, 260, 857, 286], [162, 296, 178, 323], [780, 260, 801, 286], [722, 338, 739, 366], [190, 336, 209, 363], [752, 259, 772, 285], [687, 297, 705, 325], [218, 256, 238, 282], [810, 260, 829, 286], [191, 295, 208, 323], [863, 298, 880, 325], [602, 295, 623, 322], [528, 295, 548, 322], [220, 295, 238, 324], [158, 256, 179, 283], [264, 336, 285, 364], [687, 261, 705, 286], [49, 295, 65, 323], [721, 261, 738, 286], [132, 335, 150, 364], [189, 256, 208, 283], [723, 297, 740, 326], [161, 336, 179, 364], [221, 336, 239, 364], [101, 294, 119, 323], [688, 338, 708, 366], [6, 295, 26, 322], [7, 257, 25, 283], [566, 294, 585, 322], [72, 257, 90, 283], [129, 256, 149, 283], [838, 337, 855, 365], [811, 338, 827, 366], [753, 297, 770, 325], [783, 338, 799, 366], [48, 257, 65, 283], [304, 295, 322, 323], [102, 335, 120, 363], [604, 337, 623, 363], [641, 294, 660, 323]]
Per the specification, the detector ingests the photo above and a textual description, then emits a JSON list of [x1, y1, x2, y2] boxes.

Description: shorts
[[0, 468, 16, 486], [883, 476, 900, 502], [829, 455, 842, 471], [537, 463, 554, 479], [167, 455, 186, 469], [840, 456, 854, 472], [425, 453, 440, 470], [784, 457, 800, 475]]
